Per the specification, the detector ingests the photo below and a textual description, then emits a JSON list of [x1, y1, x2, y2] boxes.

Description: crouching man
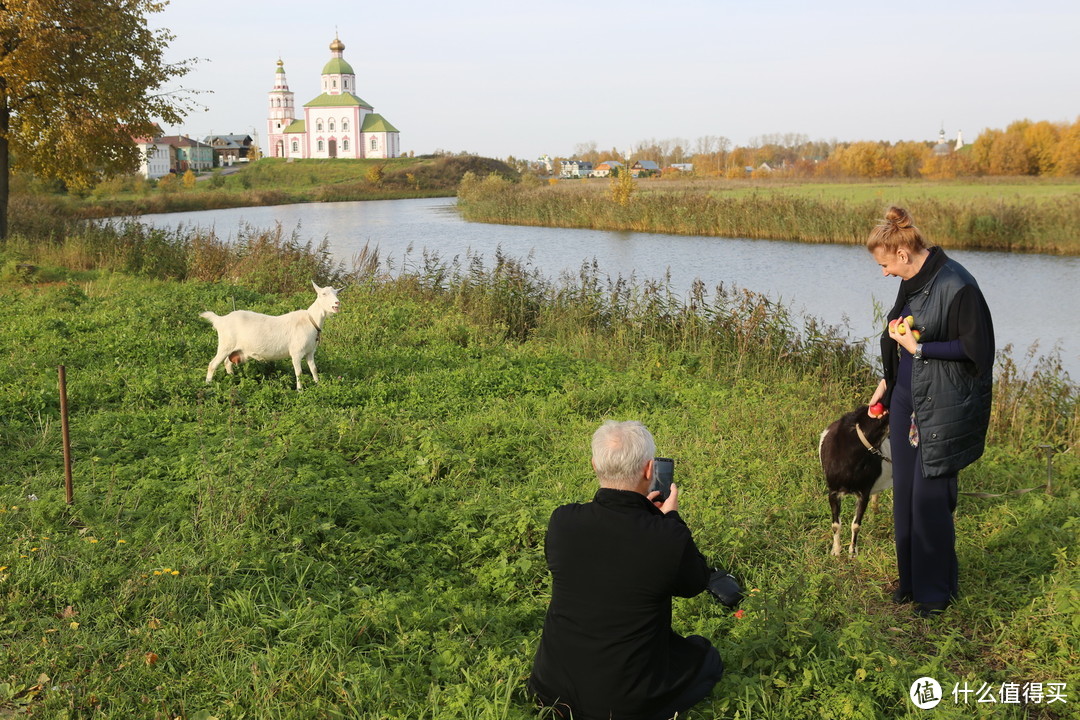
[[528, 420, 723, 720]]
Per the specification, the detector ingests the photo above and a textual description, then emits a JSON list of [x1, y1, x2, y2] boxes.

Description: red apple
[[868, 402, 886, 418]]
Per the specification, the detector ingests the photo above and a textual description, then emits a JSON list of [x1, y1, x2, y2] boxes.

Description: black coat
[[880, 247, 994, 477], [528, 488, 713, 720]]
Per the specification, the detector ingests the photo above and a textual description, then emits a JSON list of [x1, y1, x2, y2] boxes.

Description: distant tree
[[1023, 120, 1059, 175], [182, 169, 197, 189], [988, 124, 1032, 175], [724, 165, 745, 180], [0, 0, 197, 238], [889, 141, 930, 178], [968, 129, 999, 174], [365, 163, 385, 187], [833, 142, 893, 178], [573, 141, 599, 163], [1051, 118, 1080, 176], [609, 164, 634, 206]]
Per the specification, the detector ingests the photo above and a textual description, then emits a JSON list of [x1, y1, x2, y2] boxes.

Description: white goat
[[200, 281, 341, 390]]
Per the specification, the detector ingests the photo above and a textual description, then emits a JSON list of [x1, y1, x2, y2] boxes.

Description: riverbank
[[458, 174, 1080, 254], [7, 156, 516, 235], [1, 221, 1077, 717]]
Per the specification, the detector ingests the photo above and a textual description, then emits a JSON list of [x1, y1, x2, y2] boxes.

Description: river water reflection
[[134, 197, 1079, 380]]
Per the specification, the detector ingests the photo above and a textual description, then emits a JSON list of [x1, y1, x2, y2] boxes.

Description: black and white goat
[[818, 406, 892, 556]]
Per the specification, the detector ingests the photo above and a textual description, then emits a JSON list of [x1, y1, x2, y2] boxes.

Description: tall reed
[[3, 217, 1073, 451], [457, 177, 1080, 254]]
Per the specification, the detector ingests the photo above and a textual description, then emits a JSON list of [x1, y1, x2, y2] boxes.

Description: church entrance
[[328, 139, 337, 158], [275, 140, 284, 158]]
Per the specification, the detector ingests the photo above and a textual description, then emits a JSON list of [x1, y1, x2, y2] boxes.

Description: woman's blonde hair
[[866, 206, 932, 254]]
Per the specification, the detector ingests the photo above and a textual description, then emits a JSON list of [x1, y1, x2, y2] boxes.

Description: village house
[[133, 133, 173, 179], [156, 135, 214, 173], [205, 134, 254, 165], [630, 160, 660, 177], [560, 160, 594, 178], [267, 35, 401, 160], [591, 160, 623, 178]]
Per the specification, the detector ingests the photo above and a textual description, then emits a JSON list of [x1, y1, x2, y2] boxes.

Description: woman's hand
[[868, 379, 889, 417], [888, 323, 919, 355]]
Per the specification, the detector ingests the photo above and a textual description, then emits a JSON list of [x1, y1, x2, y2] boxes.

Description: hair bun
[[884, 206, 913, 229]]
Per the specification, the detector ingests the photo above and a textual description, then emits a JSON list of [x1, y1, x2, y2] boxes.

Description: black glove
[[707, 569, 744, 608]]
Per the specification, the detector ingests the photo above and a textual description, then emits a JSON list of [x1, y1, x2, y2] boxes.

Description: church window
[[318, 140, 324, 152], [329, 120, 335, 131], [344, 80, 349, 90], [343, 119, 349, 132], [317, 121, 323, 132], [291, 140, 298, 152], [332, 80, 337, 89], [371, 137, 379, 151], [343, 138, 349, 151]]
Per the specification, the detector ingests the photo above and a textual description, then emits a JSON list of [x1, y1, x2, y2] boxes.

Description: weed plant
[[458, 175, 1080, 254], [0, 223, 1077, 719]]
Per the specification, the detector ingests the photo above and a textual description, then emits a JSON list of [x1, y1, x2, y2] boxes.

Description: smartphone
[[650, 457, 675, 500]]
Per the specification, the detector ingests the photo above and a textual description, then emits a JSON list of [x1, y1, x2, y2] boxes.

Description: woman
[[866, 207, 994, 618]]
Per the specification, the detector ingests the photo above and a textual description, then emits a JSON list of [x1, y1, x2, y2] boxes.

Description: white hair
[[591, 420, 655, 489]]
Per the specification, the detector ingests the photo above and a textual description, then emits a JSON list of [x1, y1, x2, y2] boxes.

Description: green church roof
[[321, 58, 355, 75], [361, 113, 399, 133], [283, 119, 306, 133], [303, 92, 372, 110]]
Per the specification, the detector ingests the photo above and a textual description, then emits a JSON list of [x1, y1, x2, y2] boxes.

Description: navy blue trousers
[[889, 392, 959, 605]]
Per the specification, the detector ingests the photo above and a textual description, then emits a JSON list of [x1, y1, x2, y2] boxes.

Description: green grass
[[706, 178, 1080, 204], [0, 227, 1077, 719], [13, 156, 519, 228]]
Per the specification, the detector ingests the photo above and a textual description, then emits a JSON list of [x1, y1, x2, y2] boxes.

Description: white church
[[267, 35, 400, 160]]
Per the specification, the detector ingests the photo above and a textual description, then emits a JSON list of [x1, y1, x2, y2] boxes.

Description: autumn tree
[[365, 163, 385, 187], [1051, 118, 1080, 176], [1023, 120, 1059, 175], [0, 0, 196, 238]]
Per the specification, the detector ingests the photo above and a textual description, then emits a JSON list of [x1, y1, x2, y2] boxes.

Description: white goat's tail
[[199, 311, 220, 325]]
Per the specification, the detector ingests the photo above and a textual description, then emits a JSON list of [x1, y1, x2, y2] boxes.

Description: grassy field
[[9, 157, 516, 234], [458, 175, 1080, 254], [0, 224, 1077, 719]]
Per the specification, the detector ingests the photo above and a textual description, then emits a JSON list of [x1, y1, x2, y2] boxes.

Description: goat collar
[[306, 312, 322, 341], [855, 422, 891, 463]]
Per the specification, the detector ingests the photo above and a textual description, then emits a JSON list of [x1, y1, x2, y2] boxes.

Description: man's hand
[[647, 483, 679, 513]]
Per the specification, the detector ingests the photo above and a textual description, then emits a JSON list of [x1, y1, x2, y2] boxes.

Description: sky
[[153, 0, 1080, 160]]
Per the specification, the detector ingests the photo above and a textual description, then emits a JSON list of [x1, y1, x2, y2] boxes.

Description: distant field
[[570, 176, 1080, 203], [459, 175, 1080, 254]]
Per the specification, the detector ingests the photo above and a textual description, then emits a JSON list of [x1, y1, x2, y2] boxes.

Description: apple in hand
[[868, 402, 886, 418]]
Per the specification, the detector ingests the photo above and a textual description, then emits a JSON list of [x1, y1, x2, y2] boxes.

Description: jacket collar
[[593, 487, 663, 515], [891, 246, 948, 319], [901, 246, 947, 296]]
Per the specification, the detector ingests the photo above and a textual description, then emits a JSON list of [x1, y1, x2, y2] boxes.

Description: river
[[133, 197, 1080, 380]]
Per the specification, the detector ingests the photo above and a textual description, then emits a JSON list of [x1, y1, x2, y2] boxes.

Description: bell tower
[[267, 59, 296, 158]]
